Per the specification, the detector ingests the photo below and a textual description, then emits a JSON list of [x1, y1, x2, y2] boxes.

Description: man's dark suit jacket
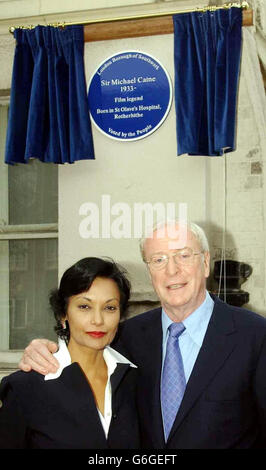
[[113, 296, 266, 449], [0, 361, 140, 449]]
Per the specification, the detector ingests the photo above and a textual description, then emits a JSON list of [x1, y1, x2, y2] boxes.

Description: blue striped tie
[[161, 322, 186, 441]]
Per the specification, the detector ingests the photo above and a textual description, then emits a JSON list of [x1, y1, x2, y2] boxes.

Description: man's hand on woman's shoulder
[[19, 339, 59, 375]]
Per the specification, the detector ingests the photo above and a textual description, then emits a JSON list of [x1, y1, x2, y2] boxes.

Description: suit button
[[0, 400, 3, 408], [113, 414, 117, 419]]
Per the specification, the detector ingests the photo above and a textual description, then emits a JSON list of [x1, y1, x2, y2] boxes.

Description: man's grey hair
[[139, 220, 209, 262]]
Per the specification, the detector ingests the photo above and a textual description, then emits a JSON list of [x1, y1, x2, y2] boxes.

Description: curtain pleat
[[5, 25, 94, 164], [173, 8, 242, 156]]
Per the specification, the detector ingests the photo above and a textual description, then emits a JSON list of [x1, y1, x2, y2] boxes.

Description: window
[[0, 102, 58, 360]]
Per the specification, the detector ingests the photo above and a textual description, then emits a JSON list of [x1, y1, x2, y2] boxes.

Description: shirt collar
[[103, 347, 137, 378], [44, 338, 71, 381], [44, 338, 137, 381], [162, 290, 214, 347]]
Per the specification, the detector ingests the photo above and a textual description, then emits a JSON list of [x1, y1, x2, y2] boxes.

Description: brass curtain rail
[[9, 2, 251, 36]]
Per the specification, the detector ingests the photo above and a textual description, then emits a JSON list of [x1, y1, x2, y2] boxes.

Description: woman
[[0, 257, 140, 449]]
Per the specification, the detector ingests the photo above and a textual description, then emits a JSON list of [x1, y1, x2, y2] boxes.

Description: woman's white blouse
[[44, 339, 137, 438]]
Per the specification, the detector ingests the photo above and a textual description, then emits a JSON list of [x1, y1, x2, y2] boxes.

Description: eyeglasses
[[146, 247, 204, 270]]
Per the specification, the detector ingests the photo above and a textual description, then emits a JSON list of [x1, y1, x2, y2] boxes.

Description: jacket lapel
[[57, 362, 108, 443], [138, 309, 165, 447], [110, 363, 131, 394], [167, 298, 236, 443]]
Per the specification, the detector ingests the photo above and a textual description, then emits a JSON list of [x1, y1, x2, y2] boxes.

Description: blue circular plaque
[[88, 51, 172, 141]]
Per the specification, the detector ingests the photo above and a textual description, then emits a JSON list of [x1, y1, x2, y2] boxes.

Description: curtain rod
[[9, 1, 250, 33]]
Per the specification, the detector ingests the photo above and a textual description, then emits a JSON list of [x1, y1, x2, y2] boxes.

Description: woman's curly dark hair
[[49, 257, 131, 342]]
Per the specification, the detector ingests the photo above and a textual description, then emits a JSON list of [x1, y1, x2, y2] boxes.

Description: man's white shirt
[[161, 290, 214, 382]]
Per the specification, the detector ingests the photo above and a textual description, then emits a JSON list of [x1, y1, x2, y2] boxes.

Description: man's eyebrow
[[151, 247, 189, 254]]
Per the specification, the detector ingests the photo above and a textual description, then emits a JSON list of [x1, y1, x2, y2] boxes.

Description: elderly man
[[16, 222, 266, 448]]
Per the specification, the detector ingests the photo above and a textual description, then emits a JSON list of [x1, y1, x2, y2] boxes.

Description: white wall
[[59, 33, 208, 305]]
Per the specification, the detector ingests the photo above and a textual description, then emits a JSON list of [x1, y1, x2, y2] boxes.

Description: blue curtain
[[173, 8, 242, 156], [5, 25, 94, 164]]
